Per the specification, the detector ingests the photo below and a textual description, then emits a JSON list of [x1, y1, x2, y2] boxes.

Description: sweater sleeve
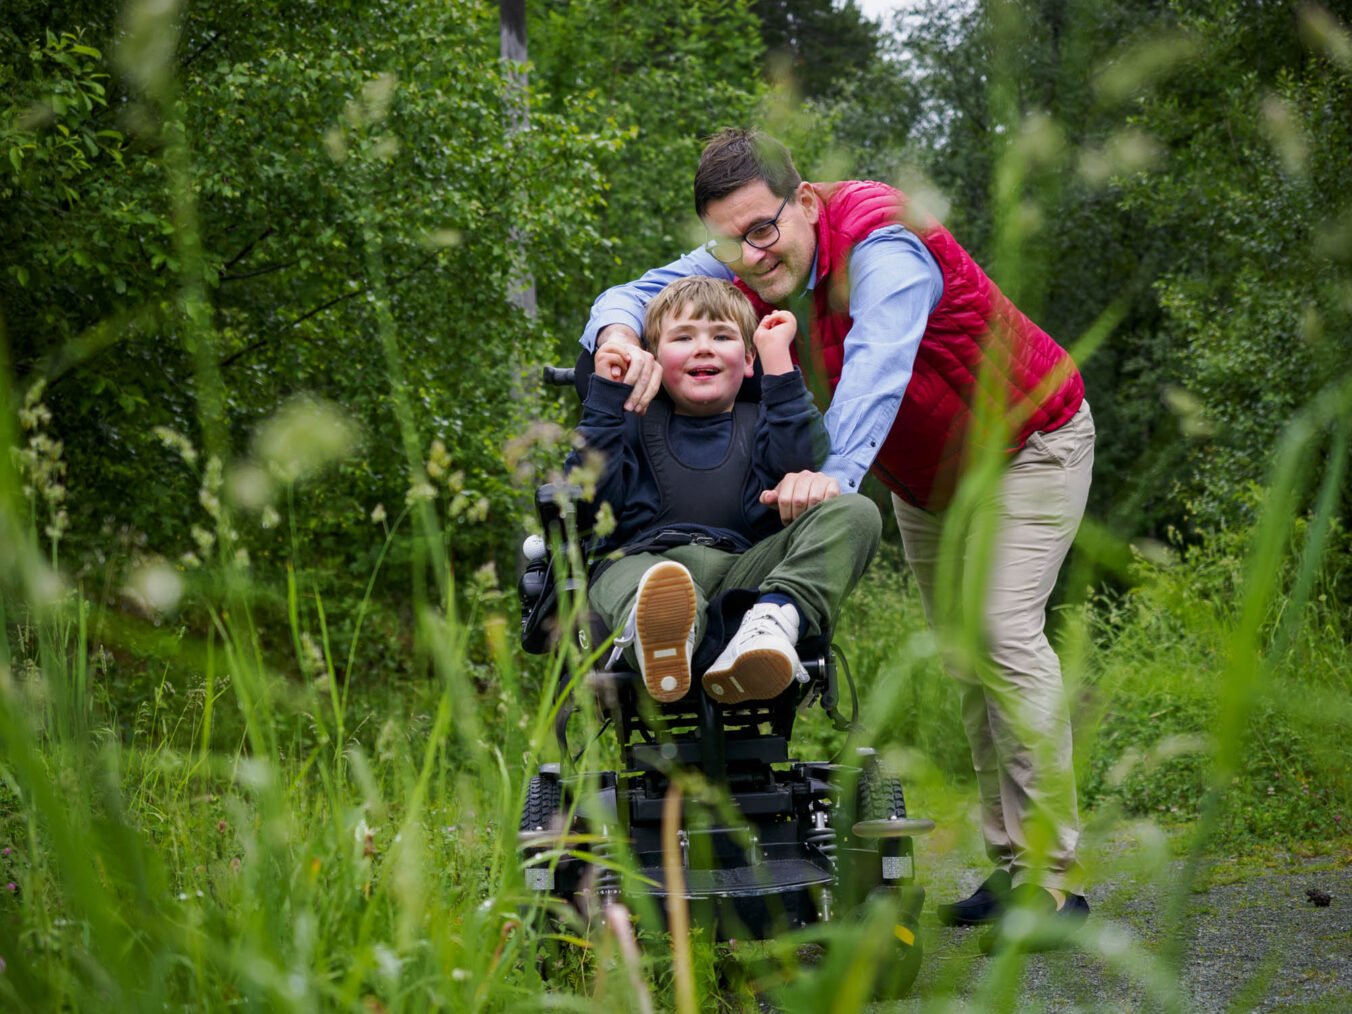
[[566, 375, 658, 542], [749, 367, 830, 500]]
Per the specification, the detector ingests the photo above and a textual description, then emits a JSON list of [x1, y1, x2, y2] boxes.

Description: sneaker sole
[[702, 649, 794, 705], [635, 562, 697, 703]]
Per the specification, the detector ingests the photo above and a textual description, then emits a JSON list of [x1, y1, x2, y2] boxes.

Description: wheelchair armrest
[[535, 482, 598, 541], [517, 484, 601, 654], [519, 561, 589, 655]]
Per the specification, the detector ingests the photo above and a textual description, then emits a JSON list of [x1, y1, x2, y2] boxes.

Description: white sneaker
[[615, 561, 698, 703], [702, 601, 805, 705]]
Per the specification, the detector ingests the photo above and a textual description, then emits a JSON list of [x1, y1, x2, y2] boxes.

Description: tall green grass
[[7, 366, 1348, 1013], [2, 1, 1351, 1012]]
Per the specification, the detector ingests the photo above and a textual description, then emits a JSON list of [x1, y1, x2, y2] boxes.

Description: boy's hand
[[760, 470, 840, 524], [753, 310, 797, 376], [593, 343, 632, 384], [596, 324, 661, 414]]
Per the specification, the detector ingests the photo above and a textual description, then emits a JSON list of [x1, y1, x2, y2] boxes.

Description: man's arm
[[818, 225, 944, 494], [579, 247, 732, 351], [762, 226, 943, 522]]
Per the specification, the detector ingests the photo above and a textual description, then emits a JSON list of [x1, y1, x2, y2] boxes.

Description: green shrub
[[1081, 513, 1352, 847]]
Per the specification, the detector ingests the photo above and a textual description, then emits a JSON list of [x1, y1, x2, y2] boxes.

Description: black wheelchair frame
[[514, 359, 932, 996]]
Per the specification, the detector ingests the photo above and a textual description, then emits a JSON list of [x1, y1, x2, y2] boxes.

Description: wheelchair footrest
[[630, 736, 788, 771], [630, 785, 795, 823], [642, 857, 833, 898]]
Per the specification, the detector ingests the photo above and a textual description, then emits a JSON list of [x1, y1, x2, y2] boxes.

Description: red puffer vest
[[737, 181, 1083, 509]]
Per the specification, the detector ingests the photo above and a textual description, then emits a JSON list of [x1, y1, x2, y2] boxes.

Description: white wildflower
[[127, 562, 184, 614], [191, 525, 215, 554], [152, 425, 198, 465], [254, 397, 359, 483], [426, 438, 452, 480], [405, 481, 436, 504]]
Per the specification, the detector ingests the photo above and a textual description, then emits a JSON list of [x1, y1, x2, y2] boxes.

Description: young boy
[[569, 275, 880, 705]]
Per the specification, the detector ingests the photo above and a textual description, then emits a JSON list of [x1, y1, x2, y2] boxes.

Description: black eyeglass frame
[[705, 192, 793, 264]]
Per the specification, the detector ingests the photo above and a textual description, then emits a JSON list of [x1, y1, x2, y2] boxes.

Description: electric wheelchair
[[514, 356, 934, 998]]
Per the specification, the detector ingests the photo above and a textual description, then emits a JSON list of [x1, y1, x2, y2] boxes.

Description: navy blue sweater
[[567, 369, 829, 554]]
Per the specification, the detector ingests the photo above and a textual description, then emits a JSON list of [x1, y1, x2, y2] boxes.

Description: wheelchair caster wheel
[[873, 914, 924, 999]]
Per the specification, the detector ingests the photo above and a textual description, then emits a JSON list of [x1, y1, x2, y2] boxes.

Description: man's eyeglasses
[[706, 192, 792, 264]]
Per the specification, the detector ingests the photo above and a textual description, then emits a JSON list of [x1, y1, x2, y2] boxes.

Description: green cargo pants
[[590, 493, 882, 669]]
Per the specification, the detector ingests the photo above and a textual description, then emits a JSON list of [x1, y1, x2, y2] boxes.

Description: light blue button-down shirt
[[580, 225, 944, 493]]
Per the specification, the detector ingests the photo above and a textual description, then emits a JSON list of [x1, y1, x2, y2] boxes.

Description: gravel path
[[881, 846, 1352, 1012]]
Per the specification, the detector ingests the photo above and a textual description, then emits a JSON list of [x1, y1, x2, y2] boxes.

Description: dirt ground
[[882, 842, 1352, 1012]]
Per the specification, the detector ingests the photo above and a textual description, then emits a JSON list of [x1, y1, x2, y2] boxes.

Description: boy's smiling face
[[655, 305, 754, 416]]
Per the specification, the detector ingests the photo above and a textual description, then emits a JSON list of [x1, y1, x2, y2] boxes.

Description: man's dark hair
[[694, 128, 802, 218]]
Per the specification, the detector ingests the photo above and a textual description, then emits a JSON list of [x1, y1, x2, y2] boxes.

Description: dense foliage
[[822, 0, 1352, 548], [4, 0, 1349, 605], [3, 0, 629, 603], [528, 0, 764, 339]]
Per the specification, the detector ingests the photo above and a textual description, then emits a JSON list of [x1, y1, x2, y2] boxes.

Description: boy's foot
[[631, 561, 698, 703], [977, 885, 1090, 954], [702, 601, 804, 705], [936, 869, 1012, 926]]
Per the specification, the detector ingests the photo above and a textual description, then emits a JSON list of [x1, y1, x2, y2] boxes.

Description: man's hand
[[595, 324, 662, 414], [760, 470, 840, 524], [752, 309, 797, 376]]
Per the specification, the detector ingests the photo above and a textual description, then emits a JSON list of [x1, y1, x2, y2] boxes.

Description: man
[[580, 127, 1095, 946]]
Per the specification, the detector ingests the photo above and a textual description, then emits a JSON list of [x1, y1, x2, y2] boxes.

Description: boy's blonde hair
[[642, 276, 757, 353]]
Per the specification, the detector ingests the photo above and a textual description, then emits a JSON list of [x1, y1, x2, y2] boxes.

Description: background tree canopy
[[3, 0, 1350, 655]]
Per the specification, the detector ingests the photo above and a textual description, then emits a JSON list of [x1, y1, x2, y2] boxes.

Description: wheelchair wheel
[[873, 917, 924, 1000], [518, 771, 573, 982], [858, 762, 906, 822], [521, 773, 563, 832], [855, 761, 923, 999]]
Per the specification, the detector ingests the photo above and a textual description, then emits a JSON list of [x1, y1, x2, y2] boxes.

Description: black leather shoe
[[936, 869, 1012, 926], [978, 885, 1090, 954]]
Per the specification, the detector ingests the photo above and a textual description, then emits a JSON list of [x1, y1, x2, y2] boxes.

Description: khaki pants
[[892, 401, 1095, 891]]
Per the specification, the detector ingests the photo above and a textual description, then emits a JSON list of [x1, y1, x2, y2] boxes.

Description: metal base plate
[[851, 817, 937, 838]]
